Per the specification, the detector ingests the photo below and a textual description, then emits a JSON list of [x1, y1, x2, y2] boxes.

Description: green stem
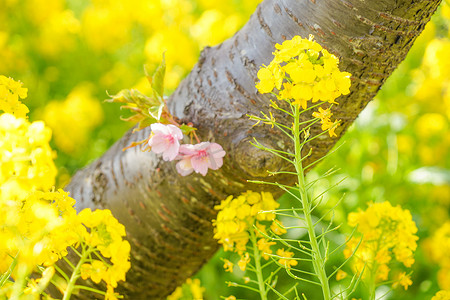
[[9, 264, 29, 300], [293, 105, 331, 300], [367, 262, 378, 300], [63, 245, 92, 300], [0, 253, 18, 288], [249, 228, 268, 300]]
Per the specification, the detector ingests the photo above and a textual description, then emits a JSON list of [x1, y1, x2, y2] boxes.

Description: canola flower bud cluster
[[213, 191, 297, 272], [0, 75, 29, 118], [256, 35, 351, 137], [0, 76, 130, 299], [344, 201, 418, 290]]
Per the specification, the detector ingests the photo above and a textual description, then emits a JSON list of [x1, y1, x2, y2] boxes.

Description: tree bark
[[65, 0, 441, 298]]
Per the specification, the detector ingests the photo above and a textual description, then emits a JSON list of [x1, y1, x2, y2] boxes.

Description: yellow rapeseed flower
[[276, 248, 297, 268], [0, 76, 28, 118], [312, 107, 332, 121], [256, 35, 351, 106], [238, 252, 251, 271], [270, 220, 287, 235], [428, 222, 450, 289], [432, 290, 450, 300], [0, 114, 56, 200], [255, 62, 284, 94], [392, 272, 413, 290], [257, 238, 276, 260], [344, 201, 418, 286], [81, 260, 108, 284], [187, 278, 205, 299], [167, 278, 205, 300], [213, 191, 280, 253], [223, 259, 234, 272], [0, 189, 78, 274], [255, 35, 350, 137], [336, 270, 347, 281], [76, 208, 131, 289]]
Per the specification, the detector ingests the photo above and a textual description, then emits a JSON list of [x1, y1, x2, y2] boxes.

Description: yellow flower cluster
[[0, 76, 130, 299], [392, 272, 413, 290], [167, 278, 205, 300], [428, 222, 450, 290], [344, 201, 418, 289], [414, 39, 450, 116], [0, 191, 130, 298], [432, 290, 450, 300], [213, 191, 280, 252], [409, 37, 450, 167], [0, 75, 29, 118], [213, 191, 290, 271], [0, 107, 56, 201], [78, 208, 131, 291], [42, 84, 104, 155], [0, 190, 77, 274], [256, 35, 350, 137], [276, 248, 298, 269], [256, 35, 351, 106], [312, 107, 339, 137]]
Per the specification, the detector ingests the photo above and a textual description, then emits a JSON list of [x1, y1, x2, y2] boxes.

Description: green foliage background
[[2, 0, 449, 299]]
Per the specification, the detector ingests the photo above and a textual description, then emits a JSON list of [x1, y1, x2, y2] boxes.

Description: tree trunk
[[65, 0, 441, 298]]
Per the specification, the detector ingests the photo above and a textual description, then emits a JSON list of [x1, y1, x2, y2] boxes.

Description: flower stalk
[[249, 229, 268, 300], [293, 104, 331, 300], [63, 245, 92, 300]]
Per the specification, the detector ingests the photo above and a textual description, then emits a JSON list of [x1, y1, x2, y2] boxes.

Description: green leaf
[[179, 124, 197, 135], [136, 117, 156, 132], [148, 103, 165, 121], [147, 53, 166, 100], [106, 89, 132, 103], [108, 89, 159, 107], [108, 55, 170, 144]]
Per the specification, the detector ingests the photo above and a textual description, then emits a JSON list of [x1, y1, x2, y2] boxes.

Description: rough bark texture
[[66, 0, 441, 298]]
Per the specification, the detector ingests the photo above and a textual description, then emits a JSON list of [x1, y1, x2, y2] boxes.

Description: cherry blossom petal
[[166, 124, 183, 140], [149, 138, 170, 154], [150, 123, 170, 134], [175, 142, 226, 176], [178, 144, 198, 156], [162, 142, 180, 161], [148, 123, 183, 161], [176, 158, 194, 176], [208, 143, 226, 170], [191, 155, 209, 176]]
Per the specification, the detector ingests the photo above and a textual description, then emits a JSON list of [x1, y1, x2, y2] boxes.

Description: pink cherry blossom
[[148, 123, 183, 161], [176, 142, 226, 176]]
